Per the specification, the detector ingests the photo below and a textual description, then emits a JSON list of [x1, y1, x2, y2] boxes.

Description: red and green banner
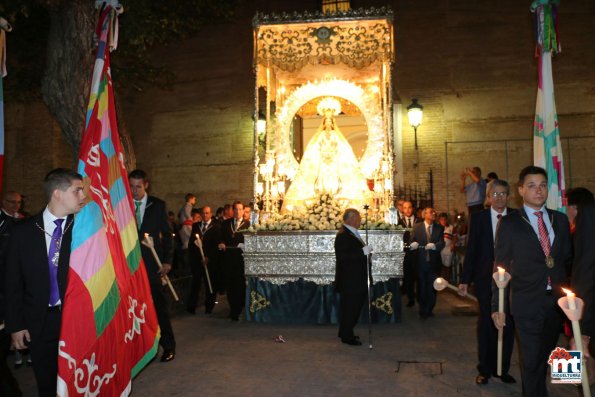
[[57, 6, 159, 396]]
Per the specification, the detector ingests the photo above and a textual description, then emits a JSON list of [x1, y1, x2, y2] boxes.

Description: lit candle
[[497, 267, 505, 282], [563, 288, 577, 311], [559, 288, 590, 397]]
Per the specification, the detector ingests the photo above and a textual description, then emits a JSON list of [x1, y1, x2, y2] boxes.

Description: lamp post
[[407, 98, 423, 150]]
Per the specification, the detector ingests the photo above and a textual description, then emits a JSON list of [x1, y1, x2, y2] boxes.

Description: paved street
[[13, 290, 591, 396]]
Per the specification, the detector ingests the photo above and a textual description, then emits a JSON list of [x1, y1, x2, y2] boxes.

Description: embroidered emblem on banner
[[250, 291, 271, 313], [371, 292, 393, 314], [57, 341, 117, 395], [124, 296, 147, 343]]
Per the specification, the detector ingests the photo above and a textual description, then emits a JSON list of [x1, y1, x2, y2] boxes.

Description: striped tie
[[135, 200, 142, 229], [534, 211, 551, 256]]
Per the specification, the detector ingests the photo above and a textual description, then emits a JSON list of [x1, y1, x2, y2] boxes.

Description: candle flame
[[144, 233, 149, 238], [497, 266, 504, 272], [562, 288, 574, 295]]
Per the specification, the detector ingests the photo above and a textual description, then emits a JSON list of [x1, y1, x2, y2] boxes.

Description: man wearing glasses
[[459, 180, 516, 385]]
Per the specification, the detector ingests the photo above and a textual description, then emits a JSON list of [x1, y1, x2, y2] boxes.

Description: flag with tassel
[[57, 4, 159, 396]]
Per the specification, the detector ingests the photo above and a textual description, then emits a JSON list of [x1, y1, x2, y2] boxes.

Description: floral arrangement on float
[[250, 194, 403, 232]]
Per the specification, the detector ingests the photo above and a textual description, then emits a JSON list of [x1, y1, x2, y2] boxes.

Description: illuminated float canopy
[[252, 8, 395, 214]]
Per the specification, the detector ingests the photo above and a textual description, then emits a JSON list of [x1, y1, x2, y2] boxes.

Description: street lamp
[[407, 98, 423, 149]]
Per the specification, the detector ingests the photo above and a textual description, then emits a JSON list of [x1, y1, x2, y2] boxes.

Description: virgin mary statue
[[282, 99, 367, 211]]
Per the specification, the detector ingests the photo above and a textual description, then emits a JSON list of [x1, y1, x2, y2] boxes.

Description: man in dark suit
[[492, 166, 571, 397], [129, 169, 176, 362], [0, 192, 24, 396], [409, 207, 444, 319], [187, 205, 221, 314], [5, 168, 85, 396], [334, 208, 370, 346], [218, 201, 250, 321], [398, 200, 420, 307], [459, 179, 516, 385], [571, 202, 595, 360]]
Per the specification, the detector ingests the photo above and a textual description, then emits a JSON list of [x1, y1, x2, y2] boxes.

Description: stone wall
[[4, 0, 595, 215]]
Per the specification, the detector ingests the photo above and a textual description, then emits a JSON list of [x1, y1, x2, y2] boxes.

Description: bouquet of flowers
[[250, 194, 402, 232]]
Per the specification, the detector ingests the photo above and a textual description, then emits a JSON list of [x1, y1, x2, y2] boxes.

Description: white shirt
[[490, 207, 507, 241], [523, 204, 555, 245]]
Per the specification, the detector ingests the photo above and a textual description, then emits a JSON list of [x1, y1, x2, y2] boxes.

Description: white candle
[[497, 267, 505, 282], [563, 288, 577, 311]]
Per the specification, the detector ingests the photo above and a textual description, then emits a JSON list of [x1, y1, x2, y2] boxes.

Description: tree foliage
[[0, 0, 238, 156]]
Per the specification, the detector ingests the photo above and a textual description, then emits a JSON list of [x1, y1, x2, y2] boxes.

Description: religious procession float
[[245, 7, 405, 323]]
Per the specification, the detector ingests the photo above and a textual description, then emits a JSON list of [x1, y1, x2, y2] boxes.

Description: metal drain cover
[[395, 361, 443, 376]]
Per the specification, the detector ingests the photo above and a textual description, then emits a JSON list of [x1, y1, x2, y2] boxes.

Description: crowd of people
[[0, 165, 593, 396]]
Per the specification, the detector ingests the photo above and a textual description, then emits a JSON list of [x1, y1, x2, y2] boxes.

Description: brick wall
[[4, 0, 594, 216]]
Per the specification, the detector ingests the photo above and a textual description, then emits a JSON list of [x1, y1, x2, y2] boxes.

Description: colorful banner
[[57, 6, 159, 396], [532, 0, 566, 211]]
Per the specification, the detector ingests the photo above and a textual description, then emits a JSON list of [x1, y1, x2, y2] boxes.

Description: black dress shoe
[[341, 338, 362, 346], [160, 351, 175, 362], [494, 373, 516, 384], [475, 374, 489, 385]]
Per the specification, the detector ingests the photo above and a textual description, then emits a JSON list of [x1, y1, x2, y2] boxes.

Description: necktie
[[534, 211, 551, 256], [494, 214, 503, 243], [407, 218, 411, 228], [201, 222, 207, 233], [135, 201, 142, 229], [48, 219, 64, 306], [426, 224, 432, 261]]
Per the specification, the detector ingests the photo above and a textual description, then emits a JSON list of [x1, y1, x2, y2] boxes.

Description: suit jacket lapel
[[58, 214, 74, 299], [547, 209, 561, 256], [142, 197, 154, 229], [519, 207, 549, 252], [487, 210, 495, 247], [32, 212, 49, 263], [342, 226, 364, 247]]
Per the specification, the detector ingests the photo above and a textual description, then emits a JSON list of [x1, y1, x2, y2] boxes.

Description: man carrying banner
[[129, 169, 176, 362], [5, 168, 84, 396]]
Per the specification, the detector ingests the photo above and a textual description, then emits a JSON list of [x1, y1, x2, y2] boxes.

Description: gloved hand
[[362, 245, 373, 256], [409, 242, 419, 250], [425, 242, 436, 251]]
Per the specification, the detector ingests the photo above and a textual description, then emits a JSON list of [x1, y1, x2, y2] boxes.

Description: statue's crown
[[316, 97, 341, 117]]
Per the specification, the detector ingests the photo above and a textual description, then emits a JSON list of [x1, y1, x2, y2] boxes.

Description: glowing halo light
[[274, 78, 384, 180]]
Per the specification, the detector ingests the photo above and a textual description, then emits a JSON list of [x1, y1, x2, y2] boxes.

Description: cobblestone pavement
[[12, 290, 592, 396]]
